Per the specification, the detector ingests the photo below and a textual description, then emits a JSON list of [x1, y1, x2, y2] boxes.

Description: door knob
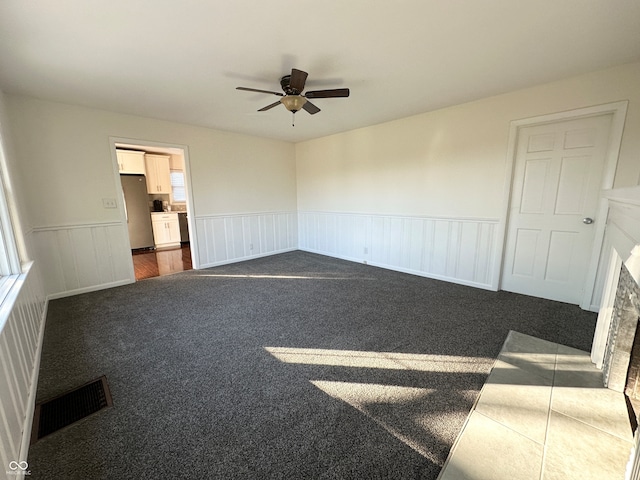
[[583, 217, 594, 225]]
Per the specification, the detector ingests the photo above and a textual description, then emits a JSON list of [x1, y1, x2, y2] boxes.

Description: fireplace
[[583, 184, 640, 478], [627, 322, 640, 430], [592, 241, 640, 479], [601, 261, 640, 428]]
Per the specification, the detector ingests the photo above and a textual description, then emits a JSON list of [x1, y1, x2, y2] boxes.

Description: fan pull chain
[[292, 112, 295, 127]]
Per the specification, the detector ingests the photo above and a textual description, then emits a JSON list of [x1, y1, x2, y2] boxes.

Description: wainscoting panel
[[0, 261, 46, 473], [30, 222, 133, 299], [196, 212, 297, 269], [299, 211, 499, 289]]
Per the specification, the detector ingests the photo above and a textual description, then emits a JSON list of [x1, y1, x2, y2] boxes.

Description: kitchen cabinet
[[117, 150, 146, 174], [145, 154, 172, 194], [151, 212, 181, 247]]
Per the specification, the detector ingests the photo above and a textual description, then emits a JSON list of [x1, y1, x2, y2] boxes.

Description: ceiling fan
[[236, 68, 349, 122]]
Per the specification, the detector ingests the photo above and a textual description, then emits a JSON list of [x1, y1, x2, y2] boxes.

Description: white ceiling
[[0, 1, 638, 143]]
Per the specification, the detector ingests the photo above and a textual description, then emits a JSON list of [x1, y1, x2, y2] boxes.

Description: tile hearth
[[438, 331, 634, 480]]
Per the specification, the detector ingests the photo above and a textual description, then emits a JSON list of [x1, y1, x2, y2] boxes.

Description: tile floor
[[438, 331, 635, 480]]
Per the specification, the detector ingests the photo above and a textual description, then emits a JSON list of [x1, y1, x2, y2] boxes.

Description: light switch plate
[[102, 198, 117, 209]]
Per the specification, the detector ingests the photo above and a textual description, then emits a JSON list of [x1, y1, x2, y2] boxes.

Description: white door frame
[[494, 101, 628, 311], [108, 136, 200, 281]]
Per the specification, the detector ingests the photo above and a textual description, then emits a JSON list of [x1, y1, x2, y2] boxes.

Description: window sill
[[0, 261, 33, 334]]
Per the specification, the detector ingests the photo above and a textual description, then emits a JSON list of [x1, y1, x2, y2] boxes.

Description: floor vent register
[[31, 375, 113, 443]]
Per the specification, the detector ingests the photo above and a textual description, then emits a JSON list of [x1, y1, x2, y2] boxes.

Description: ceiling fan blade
[[257, 100, 282, 112], [302, 101, 321, 115], [289, 69, 308, 93], [237, 87, 284, 96], [305, 88, 350, 99]]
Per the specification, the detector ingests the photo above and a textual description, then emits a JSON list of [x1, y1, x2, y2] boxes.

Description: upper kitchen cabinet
[[169, 155, 184, 171], [116, 149, 146, 174], [145, 154, 171, 194]]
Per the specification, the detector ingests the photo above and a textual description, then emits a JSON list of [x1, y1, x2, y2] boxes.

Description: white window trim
[[0, 160, 21, 275], [170, 169, 187, 204], [0, 122, 30, 336]]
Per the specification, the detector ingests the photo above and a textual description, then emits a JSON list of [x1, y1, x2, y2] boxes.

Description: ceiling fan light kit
[[237, 68, 349, 126], [280, 95, 307, 113]]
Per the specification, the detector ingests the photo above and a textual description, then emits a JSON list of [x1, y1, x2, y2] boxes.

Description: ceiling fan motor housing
[[280, 75, 298, 95]]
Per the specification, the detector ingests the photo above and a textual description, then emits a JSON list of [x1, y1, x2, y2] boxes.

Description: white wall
[[5, 96, 298, 297], [296, 63, 640, 290], [7, 96, 298, 226], [0, 89, 47, 479], [5, 63, 640, 298]]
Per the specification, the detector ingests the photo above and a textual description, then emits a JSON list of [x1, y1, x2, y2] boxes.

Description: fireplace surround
[[602, 260, 640, 386], [602, 260, 640, 429], [590, 183, 640, 479], [595, 247, 640, 479]]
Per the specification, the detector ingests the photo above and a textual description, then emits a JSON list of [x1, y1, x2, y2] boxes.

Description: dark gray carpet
[[28, 251, 596, 479]]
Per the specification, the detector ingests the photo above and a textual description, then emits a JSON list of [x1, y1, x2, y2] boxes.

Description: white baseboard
[[47, 279, 133, 301]]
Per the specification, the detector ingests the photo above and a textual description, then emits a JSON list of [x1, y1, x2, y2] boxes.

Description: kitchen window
[[170, 170, 186, 203]]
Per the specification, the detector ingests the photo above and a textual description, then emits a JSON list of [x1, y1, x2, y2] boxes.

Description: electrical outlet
[[102, 198, 117, 209], [249, 243, 254, 250], [364, 247, 368, 254]]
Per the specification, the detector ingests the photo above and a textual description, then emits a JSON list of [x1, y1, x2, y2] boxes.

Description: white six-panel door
[[501, 114, 613, 304]]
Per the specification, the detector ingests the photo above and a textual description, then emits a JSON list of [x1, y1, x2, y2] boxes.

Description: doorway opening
[[112, 139, 194, 281]]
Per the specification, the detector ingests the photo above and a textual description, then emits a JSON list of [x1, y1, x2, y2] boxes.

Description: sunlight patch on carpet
[[311, 380, 442, 464], [265, 346, 492, 373]]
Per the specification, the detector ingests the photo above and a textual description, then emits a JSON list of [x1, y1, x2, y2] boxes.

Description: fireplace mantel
[[602, 183, 640, 292], [591, 204, 640, 370], [590, 184, 640, 311], [602, 185, 640, 207]]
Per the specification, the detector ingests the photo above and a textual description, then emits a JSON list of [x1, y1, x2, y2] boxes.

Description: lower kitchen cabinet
[[151, 212, 181, 248]]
